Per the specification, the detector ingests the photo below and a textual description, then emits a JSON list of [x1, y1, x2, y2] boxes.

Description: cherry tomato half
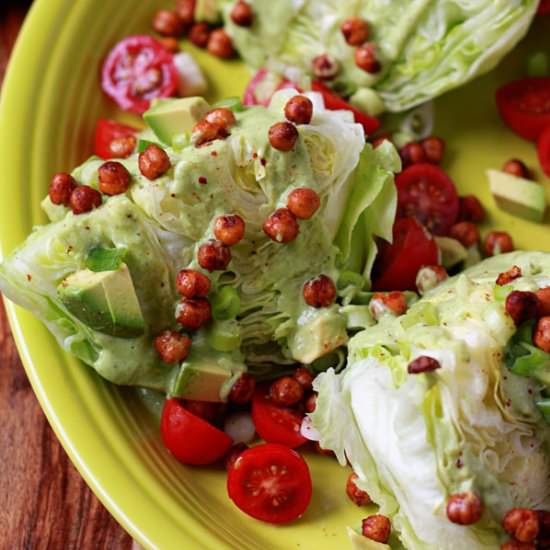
[[227, 443, 312, 524], [161, 398, 232, 465], [243, 68, 297, 106], [94, 119, 138, 159], [396, 163, 459, 236], [252, 386, 307, 449], [102, 35, 179, 114], [538, 0, 550, 15], [311, 80, 380, 135], [496, 78, 550, 141], [538, 125, 550, 178], [372, 218, 438, 291]]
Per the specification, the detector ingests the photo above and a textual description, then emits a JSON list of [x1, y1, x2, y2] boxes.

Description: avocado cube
[[171, 357, 232, 402]]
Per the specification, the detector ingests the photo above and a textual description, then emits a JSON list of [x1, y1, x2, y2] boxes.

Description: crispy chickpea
[[108, 135, 137, 158], [214, 214, 246, 246], [346, 473, 372, 506], [407, 355, 441, 374], [303, 275, 337, 308], [459, 195, 485, 223], [534, 317, 550, 353], [263, 208, 300, 243], [49, 172, 77, 206], [287, 188, 321, 220], [205, 108, 236, 130], [152, 10, 184, 37], [224, 443, 248, 470], [502, 508, 539, 543], [284, 95, 313, 125], [197, 239, 232, 271], [312, 53, 340, 80], [305, 393, 317, 413], [369, 291, 407, 321], [192, 119, 229, 146], [158, 37, 180, 53], [484, 231, 514, 256], [138, 144, 171, 180], [446, 492, 483, 525], [183, 399, 223, 423], [355, 43, 381, 73], [340, 17, 369, 46], [176, 0, 196, 26], [361, 515, 391, 543], [536, 287, 550, 316], [228, 373, 256, 404], [176, 297, 212, 330], [270, 376, 304, 406], [416, 265, 448, 295], [500, 541, 535, 550], [496, 265, 522, 286], [268, 122, 299, 152], [189, 22, 211, 48], [505, 291, 539, 326], [230, 1, 254, 26], [503, 158, 530, 179], [207, 29, 235, 59], [98, 161, 131, 196], [449, 221, 480, 248], [154, 330, 192, 363], [400, 142, 426, 168], [176, 269, 211, 298], [70, 185, 102, 215], [421, 136, 446, 164], [294, 367, 314, 392]]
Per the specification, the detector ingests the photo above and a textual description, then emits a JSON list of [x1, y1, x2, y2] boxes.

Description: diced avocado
[[435, 236, 467, 269], [143, 97, 210, 145], [488, 169, 547, 223], [58, 263, 145, 338], [194, 0, 221, 24], [289, 307, 349, 364], [206, 320, 241, 352], [347, 527, 390, 550]]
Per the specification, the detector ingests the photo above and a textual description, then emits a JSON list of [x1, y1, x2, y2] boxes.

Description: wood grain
[[0, 3, 133, 549]]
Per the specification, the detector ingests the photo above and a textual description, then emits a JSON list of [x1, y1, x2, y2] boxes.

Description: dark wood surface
[[0, 3, 134, 548]]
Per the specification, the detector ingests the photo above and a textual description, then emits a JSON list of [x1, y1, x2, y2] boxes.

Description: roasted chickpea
[[70, 185, 102, 215], [197, 239, 232, 271], [152, 10, 184, 37], [355, 43, 381, 73], [346, 473, 372, 506], [459, 195, 485, 223], [138, 144, 171, 180], [449, 221, 480, 248], [407, 355, 441, 374], [287, 188, 321, 220], [158, 37, 180, 53], [503, 158, 530, 179], [496, 265, 522, 286], [484, 231, 514, 256], [224, 443, 248, 470], [369, 291, 407, 321], [284, 96, 313, 125], [361, 515, 391, 543], [312, 53, 340, 80], [176, 269, 211, 298], [303, 274, 337, 308], [416, 265, 448, 295], [340, 17, 369, 46], [98, 161, 131, 196], [176, 297, 212, 330], [536, 287, 550, 316], [214, 214, 245, 246], [263, 208, 300, 243], [207, 29, 235, 59], [446, 492, 483, 525], [205, 108, 236, 130], [192, 119, 229, 146], [49, 172, 77, 206], [400, 142, 426, 168], [505, 291, 539, 326], [269, 376, 304, 406], [189, 22, 211, 48], [228, 373, 256, 404], [154, 330, 192, 363], [502, 508, 539, 543], [294, 367, 314, 392], [108, 135, 137, 158], [183, 399, 223, 423], [500, 541, 535, 550], [534, 317, 550, 353], [176, 0, 196, 26], [230, 1, 254, 26], [305, 393, 317, 413], [268, 122, 299, 152], [421, 136, 446, 164]]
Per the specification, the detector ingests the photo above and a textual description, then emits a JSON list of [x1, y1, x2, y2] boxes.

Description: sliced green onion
[[337, 271, 365, 290], [171, 133, 190, 151], [207, 320, 241, 352], [211, 286, 241, 320]]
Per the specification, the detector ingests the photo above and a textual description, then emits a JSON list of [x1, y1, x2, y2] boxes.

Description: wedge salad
[[3, 1, 550, 549]]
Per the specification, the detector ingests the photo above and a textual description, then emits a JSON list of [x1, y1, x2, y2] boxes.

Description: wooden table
[[0, 3, 133, 547]]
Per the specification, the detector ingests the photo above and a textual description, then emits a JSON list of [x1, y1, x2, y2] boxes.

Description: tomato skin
[[496, 78, 550, 141], [94, 119, 138, 159], [372, 218, 439, 292], [161, 399, 232, 465], [243, 69, 297, 106], [538, 0, 550, 15], [101, 35, 179, 114], [252, 387, 307, 449], [538, 125, 550, 177], [311, 80, 380, 135], [227, 443, 312, 524]]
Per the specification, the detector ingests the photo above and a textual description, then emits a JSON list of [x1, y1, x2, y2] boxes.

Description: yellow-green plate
[[1, 2, 549, 548]]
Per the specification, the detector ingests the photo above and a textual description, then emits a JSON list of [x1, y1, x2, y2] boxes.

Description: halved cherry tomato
[[372, 218, 438, 291], [243, 68, 297, 106], [496, 78, 550, 141], [538, 125, 550, 177], [101, 35, 179, 114], [227, 443, 312, 524], [94, 119, 138, 159], [311, 80, 380, 135], [252, 386, 307, 449], [161, 399, 232, 465], [539, 0, 550, 15], [396, 163, 459, 236]]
